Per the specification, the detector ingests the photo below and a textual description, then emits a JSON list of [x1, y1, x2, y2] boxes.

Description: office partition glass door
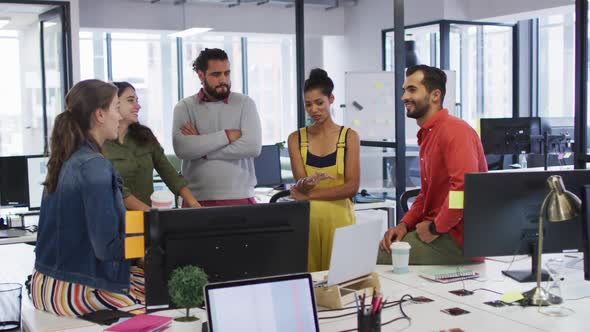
[[40, 6, 70, 154], [383, 24, 440, 72]]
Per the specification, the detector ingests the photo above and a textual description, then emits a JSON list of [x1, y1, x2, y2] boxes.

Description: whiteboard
[[343, 70, 456, 146]]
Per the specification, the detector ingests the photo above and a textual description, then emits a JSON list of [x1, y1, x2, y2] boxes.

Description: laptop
[[204, 273, 320, 332], [326, 220, 383, 286]]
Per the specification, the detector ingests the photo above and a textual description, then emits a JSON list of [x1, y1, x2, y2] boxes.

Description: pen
[[354, 293, 360, 313]]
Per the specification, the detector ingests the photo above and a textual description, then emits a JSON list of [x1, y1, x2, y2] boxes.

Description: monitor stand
[[501, 242, 550, 283]]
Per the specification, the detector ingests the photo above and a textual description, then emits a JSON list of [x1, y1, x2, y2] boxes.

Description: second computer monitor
[[464, 170, 590, 258], [27, 156, 48, 210], [480, 117, 542, 155]]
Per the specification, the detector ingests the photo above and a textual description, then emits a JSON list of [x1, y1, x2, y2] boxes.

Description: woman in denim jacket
[[32, 79, 144, 317]]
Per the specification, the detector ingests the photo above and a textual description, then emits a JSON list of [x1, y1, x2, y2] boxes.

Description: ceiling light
[[169, 27, 212, 38]]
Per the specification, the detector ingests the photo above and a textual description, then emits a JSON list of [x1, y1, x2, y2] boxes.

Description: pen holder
[[357, 309, 381, 332]]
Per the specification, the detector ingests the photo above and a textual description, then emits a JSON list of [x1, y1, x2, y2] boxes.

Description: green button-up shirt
[[103, 134, 187, 206]]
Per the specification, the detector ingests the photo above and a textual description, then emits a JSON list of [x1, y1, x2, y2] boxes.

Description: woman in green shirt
[[104, 82, 200, 211]]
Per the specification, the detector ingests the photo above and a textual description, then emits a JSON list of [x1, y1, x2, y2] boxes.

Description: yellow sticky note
[[352, 119, 361, 126], [125, 211, 144, 234], [125, 236, 145, 259], [564, 152, 572, 158], [374, 82, 382, 89], [500, 290, 524, 303], [448, 191, 464, 209]]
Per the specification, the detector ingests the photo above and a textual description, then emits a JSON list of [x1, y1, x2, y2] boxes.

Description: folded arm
[[206, 98, 262, 160], [172, 101, 229, 160]]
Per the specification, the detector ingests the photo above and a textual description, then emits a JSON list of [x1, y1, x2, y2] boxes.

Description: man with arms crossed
[[173, 48, 262, 206], [379, 65, 487, 264]]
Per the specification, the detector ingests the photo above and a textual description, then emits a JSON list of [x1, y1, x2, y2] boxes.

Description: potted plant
[[168, 265, 208, 322]]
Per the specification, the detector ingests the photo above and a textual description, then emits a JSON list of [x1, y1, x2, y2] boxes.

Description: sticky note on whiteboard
[[374, 82, 382, 89], [352, 119, 361, 126]]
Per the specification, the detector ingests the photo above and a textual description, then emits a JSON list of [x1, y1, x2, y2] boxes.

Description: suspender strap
[[299, 127, 308, 165], [336, 127, 349, 175]]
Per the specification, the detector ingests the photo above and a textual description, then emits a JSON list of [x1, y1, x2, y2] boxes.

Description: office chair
[[400, 188, 421, 213], [269, 190, 291, 203]]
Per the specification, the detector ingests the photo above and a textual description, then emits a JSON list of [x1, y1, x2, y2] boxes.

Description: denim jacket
[[35, 141, 130, 294]]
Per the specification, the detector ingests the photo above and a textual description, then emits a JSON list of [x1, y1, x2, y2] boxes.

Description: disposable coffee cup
[[390, 241, 411, 274], [150, 190, 174, 209]]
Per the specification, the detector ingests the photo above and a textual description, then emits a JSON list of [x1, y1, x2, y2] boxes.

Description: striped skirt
[[31, 266, 145, 317]]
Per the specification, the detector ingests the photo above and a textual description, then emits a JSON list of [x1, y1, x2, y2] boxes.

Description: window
[[110, 32, 179, 154], [0, 29, 44, 156], [79, 31, 107, 81], [80, 30, 297, 152], [538, 13, 575, 118], [246, 34, 296, 146], [383, 24, 440, 72], [449, 24, 513, 128]]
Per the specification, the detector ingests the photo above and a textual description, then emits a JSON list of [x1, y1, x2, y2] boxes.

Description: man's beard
[[405, 100, 429, 119], [204, 79, 231, 100]]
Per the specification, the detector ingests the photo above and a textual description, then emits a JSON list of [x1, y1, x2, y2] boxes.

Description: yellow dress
[[299, 127, 356, 272]]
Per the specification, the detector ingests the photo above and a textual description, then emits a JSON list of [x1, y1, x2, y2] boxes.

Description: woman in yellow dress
[[287, 68, 360, 272]]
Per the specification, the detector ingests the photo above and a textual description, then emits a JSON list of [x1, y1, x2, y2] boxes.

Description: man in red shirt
[[379, 65, 488, 265]]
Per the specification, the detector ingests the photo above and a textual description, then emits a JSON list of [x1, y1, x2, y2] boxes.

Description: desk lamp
[[523, 175, 581, 306]]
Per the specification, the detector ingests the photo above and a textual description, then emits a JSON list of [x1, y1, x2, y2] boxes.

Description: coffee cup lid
[[150, 190, 174, 203], [390, 241, 411, 250]]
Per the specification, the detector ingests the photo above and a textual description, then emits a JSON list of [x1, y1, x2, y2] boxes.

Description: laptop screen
[[205, 273, 319, 332]]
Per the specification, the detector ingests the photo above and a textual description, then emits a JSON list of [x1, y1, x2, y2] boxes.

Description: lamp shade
[[545, 175, 581, 222]]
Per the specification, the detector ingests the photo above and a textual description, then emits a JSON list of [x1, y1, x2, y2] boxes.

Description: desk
[[9, 248, 588, 331], [0, 234, 36, 245]]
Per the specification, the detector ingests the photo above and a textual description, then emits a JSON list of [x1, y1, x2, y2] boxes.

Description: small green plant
[[168, 265, 208, 322]]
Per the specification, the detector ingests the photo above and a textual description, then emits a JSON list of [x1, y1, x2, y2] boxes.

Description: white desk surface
[[0, 234, 36, 245], [3, 244, 590, 332], [254, 187, 396, 211]]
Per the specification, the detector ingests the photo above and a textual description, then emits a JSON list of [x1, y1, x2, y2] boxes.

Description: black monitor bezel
[[143, 201, 310, 308]]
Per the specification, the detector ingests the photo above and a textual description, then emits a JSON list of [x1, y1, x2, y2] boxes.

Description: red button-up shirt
[[401, 109, 488, 247]]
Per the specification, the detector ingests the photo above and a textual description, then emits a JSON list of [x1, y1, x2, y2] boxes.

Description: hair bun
[[309, 68, 328, 80]]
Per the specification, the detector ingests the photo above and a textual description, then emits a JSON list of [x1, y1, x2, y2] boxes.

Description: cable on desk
[[565, 295, 590, 301], [470, 288, 502, 295], [380, 294, 413, 328]]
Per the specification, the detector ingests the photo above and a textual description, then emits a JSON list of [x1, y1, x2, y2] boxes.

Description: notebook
[[104, 314, 172, 332], [204, 273, 319, 332], [326, 220, 383, 286], [419, 268, 479, 284]]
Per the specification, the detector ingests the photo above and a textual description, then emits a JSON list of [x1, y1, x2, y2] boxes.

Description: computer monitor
[[204, 273, 320, 332], [27, 156, 48, 210], [464, 170, 590, 282], [480, 117, 542, 155], [254, 145, 282, 187], [143, 201, 310, 308], [582, 185, 590, 281], [0, 156, 28, 207]]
